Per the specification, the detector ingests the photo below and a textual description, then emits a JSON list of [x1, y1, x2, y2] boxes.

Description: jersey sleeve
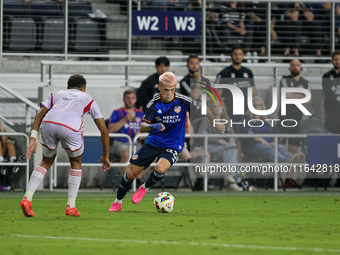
[[89, 100, 103, 120], [41, 93, 53, 110], [142, 101, 155, 123], [249, 70, 255, 87], [183, 95, 201, 112]]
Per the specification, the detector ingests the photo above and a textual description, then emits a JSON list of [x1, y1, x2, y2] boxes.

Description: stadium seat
[[28, 1, 63, 51], [9, 17, 36, 51]]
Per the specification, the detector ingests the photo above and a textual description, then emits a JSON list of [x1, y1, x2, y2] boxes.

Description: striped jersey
[[108, 107, 144, 143], [41, 89, 103, 132], [143, 92, 200, 152]]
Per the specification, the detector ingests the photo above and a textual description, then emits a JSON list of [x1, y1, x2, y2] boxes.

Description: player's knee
[[127, 170, 138, 180], [154, 166, 168, 174], [126, 165, 142, 180]]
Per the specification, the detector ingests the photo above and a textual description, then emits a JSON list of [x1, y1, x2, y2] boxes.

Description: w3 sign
[[132, 11, 201, 36]]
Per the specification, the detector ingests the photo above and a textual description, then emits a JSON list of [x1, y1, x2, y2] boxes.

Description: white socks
[[25, 166, 47, 201], [114, 198, 123, 204], [67, 169, 82, 208]]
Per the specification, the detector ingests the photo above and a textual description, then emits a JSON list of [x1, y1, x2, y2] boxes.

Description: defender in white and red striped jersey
[[20, 74, 111, 217]]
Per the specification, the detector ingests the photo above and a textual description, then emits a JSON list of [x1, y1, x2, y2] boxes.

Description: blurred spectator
[[245, 2, 277, 57], [49, 0, 86, 2], [108, 89, 144, 174], [149, 0, 188, 11], [185, 0, 201, 11], [0, 122, 19, 187], [217, 1, 253, 53], [278, 59, 312, 154], [184, 1, 223, 55], [215, 45, 258, 123], [298, 2, 323, 59], [179, 54, 211, 97], [336, 4, 340, 37], [196, 99, 242, 191], [275, 2, 302, 57], [136, 56, 170, 112], [239, 97, 305, 188], [322, 50, 340, 134], [308, 2, 331, 34]]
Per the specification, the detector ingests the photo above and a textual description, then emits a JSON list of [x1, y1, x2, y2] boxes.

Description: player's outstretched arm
[[95, 118, 111, 171], [26, 106, 48, 159], [140, 122, 165, 133]]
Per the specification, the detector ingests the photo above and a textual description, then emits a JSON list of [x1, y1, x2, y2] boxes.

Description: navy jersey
[[143, 93, 200, 152]]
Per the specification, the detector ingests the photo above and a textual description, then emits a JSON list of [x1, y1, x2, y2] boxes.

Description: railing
[[48, 132, 339, 192], [0, 82, 40, 132], [134, 133, 311, 192], [0, 132, 30, 189], [1, 0, 339, 61], [40, 60, 333, 86], [50, 133, 132, 191]]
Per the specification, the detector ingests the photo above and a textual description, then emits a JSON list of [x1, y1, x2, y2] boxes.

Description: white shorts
[[41, 122, 84, 158]]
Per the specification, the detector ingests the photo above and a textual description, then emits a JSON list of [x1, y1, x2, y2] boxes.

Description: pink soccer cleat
[[109, 202, 122, 212], [131, 185, 148, 204]]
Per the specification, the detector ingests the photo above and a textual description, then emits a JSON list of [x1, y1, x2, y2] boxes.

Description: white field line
[[12, 234, 340, 253]]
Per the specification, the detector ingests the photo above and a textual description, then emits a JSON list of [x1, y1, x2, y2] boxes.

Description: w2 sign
[[132, 11, 201, 36]]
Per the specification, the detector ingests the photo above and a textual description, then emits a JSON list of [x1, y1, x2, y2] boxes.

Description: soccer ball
[[153, 192, 175, 213]]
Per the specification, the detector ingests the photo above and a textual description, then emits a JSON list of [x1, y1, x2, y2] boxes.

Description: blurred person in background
[[136, 56, 170, 112], [278, 59, 312, 154], [322, 50, 340, 134]]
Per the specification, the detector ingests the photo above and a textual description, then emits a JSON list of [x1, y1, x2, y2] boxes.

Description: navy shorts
[[130, 143, 179, 169]]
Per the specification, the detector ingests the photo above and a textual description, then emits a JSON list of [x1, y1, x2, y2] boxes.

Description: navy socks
[[117, 173, 133, 200], [145, 170, 165, 189]]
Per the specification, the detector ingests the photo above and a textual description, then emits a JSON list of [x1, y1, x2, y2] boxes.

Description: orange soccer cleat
[[65, 205, 81, 217], [20, 197, 35, 217]]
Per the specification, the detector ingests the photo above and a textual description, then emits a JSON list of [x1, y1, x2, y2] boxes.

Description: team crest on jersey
[[136, 117, 141, 122], [179, 145, 182, 150], [132, 154, 138, 160], [243, 73, 249, 78], [174, 106, 182, 113]]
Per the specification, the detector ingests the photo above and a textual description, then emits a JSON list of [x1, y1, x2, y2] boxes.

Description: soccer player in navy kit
[[109, 72, 201, 212]]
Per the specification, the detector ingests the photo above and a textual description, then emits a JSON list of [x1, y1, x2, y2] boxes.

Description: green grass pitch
[[1, 190, 340, 255]]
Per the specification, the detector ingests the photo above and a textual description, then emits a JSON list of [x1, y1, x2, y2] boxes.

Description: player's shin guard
[[68, 169, 82, 208], [145, 170, 165, 189], [117, 173, 134, 200]]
